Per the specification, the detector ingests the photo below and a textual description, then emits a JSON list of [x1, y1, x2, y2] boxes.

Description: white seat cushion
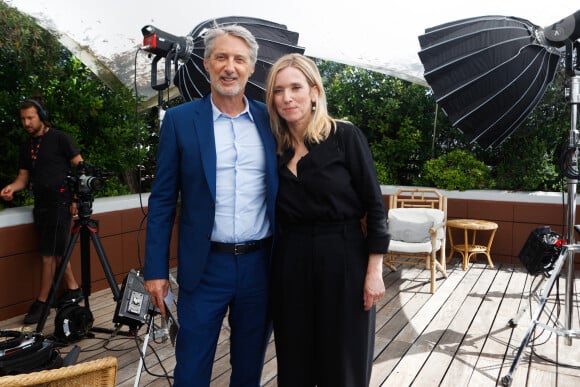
[[388, 208, 445, 243], [388, 239, 442, 253]]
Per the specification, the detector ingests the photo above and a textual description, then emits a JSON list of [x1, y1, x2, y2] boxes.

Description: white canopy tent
[[5, 0, 577, 106]]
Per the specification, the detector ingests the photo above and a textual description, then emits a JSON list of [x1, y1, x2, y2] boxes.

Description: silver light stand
[[565, 74, 580, 345], [501, 61, 580, 387]]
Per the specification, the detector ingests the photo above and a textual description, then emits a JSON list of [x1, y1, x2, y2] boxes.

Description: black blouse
[[277, 121, 389, 253]]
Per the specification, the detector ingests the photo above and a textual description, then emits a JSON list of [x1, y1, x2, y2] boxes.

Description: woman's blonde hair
[[265, 53, 336, 154]]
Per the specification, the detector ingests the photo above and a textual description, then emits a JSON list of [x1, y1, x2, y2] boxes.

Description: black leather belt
[[210, 237, 272, 255]]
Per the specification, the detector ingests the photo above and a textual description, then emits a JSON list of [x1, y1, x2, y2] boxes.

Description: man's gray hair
[[203, 23, 259, 65]]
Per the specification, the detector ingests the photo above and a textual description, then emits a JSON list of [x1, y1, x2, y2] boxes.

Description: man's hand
[[1, 185, 14, 201], [1, 170, 29, 201], [70, 201, 78, 216], [144, 278, 170, 317]]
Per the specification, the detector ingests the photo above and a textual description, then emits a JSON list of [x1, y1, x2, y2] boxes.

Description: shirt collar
[[211, 95, 254, 122]]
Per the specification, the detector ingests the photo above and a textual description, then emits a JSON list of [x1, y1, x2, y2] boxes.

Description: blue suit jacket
[[143, 95, 278, 292]]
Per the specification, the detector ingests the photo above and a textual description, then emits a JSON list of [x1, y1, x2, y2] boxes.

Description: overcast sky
[[6, 0, 578, 88]]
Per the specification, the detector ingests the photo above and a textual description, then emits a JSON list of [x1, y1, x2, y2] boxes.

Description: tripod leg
[[35, 223, 81, 333], [80, 226, 92, 310], [76, 218, 134, 336], [501, 246, 569, 386], [87, 224, 121, 301]]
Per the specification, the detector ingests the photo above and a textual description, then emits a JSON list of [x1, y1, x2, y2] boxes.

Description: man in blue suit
[[144, 24, 278, 386]]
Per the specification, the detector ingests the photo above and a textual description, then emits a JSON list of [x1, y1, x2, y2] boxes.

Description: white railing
[[0, 187, 570, 228], [381, 185, 567, 204], [0, 193, 151, 228]]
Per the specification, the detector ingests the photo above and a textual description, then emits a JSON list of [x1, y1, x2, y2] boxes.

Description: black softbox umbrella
[[174, 16, 305, 102], [418, 15, 562, 148]]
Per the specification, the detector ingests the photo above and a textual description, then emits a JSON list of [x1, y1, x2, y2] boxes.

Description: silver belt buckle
[[234, 243, 244, 255]]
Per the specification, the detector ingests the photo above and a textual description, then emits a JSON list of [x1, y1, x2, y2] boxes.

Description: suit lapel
[[194, 96, 217, 201]]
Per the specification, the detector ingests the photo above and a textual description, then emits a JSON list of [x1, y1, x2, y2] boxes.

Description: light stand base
[[501, 244, 580, 386], [508, 277, 546, 328]]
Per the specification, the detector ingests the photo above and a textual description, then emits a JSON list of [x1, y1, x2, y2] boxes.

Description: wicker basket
[[0, 356, 117, 386]]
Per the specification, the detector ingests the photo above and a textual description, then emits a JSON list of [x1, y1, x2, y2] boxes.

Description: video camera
[[66, 161, 111, 197], [66, 162, 113, 218]]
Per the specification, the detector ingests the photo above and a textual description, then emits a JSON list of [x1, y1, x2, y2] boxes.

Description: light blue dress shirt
[[210, 96, 271, 243]]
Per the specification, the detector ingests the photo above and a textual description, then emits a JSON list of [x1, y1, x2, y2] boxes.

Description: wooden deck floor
[[2, 258, 580, 386]]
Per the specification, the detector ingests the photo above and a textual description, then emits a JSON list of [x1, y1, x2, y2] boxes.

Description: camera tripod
[[35, 198, 122, 335], [501, 52, 580, 386]]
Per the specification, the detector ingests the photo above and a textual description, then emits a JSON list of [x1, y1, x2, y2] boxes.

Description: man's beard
[[210, 74, 246, 97], [213, 83, 244, 97], [27, 125, 43, 136]]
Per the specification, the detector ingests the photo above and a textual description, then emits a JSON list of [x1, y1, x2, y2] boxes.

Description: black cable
[[575, 279, 580, 328], [130, 45, 175, 386], [132, 47, 152, 272], [133, 47, 148, 219], [524, 270, 580, 370], [531, 345, 580, 370], [526, 275, 558, 346], [558, 146, 580, 179], [133, 315, 173, 384], [101, 336, 137, 352]]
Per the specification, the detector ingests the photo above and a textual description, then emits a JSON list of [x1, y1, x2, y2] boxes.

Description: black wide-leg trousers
[[271, 222, 375, 387]]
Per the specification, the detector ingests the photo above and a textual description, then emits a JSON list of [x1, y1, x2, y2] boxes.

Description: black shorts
[[33, 206, 72, 257]]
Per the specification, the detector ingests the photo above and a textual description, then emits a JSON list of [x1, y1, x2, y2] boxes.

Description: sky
[[5, 0, 578, 97]]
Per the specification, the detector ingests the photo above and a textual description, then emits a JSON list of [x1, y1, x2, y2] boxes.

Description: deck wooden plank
[[370, 260, 474, 386], [410, 263, 494, 385], [439, 265, 509, 386], [2, 263, 580, 386], [526, 295, 562, 386], [373, 264, 434, 354], [464, 265, 522, 386], [523, 273, 580, 387], [498, 269, 535, 387], [372, 264, 467, 386], [554, 274, 580, 386]]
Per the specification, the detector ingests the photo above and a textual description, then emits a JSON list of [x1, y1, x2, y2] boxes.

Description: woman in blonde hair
[[265, 53, 389, 387]]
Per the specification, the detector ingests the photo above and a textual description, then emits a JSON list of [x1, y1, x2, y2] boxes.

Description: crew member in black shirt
[[1, 97, 84, 324], [265, 53, 390, 386]]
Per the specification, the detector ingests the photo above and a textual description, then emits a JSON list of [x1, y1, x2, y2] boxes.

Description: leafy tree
[[1, 2, 572, 207], [493, 131, 561, 191], [318, 57, 570, 192], [0, 2, 148, 208], [318, 60, 444, 185], [419, 149, 494, 191], [0, 2, 67, 207]]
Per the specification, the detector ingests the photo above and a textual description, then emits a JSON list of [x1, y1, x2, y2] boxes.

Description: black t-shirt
[[18, 128, 80, 207]]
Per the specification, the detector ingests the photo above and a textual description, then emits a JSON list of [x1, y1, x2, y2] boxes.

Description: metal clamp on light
[[141, 25, 193, 92]]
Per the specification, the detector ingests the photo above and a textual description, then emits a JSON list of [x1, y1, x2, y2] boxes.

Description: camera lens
[[86, 176, 105, 191]]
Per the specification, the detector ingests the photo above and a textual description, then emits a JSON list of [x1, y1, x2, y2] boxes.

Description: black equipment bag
[[0, 332, 62, 376], [54, 304, 94, 343], [518, 226, 564, 275]]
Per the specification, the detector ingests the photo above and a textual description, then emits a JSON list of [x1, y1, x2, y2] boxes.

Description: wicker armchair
[[0, 356, 118, 387], [384, 188, 448, 293]]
